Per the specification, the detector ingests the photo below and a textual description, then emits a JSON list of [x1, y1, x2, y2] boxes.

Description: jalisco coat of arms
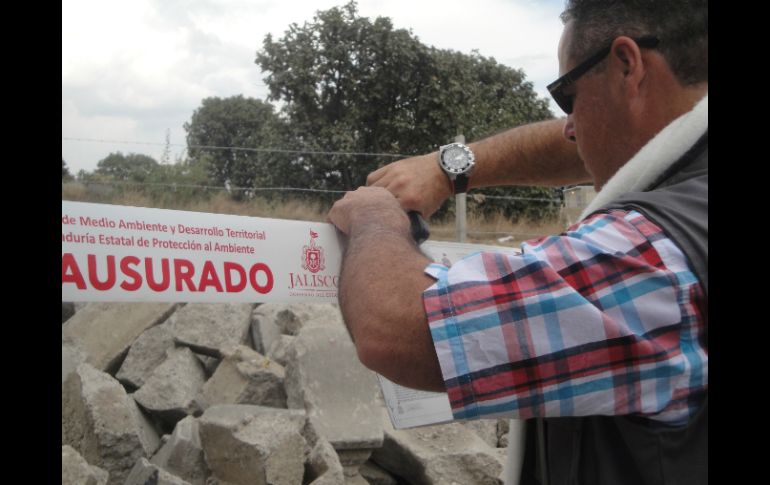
[[302, 229, 325, 274]]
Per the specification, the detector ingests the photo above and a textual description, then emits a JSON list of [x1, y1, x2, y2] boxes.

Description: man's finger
[[366, 166, 387, 186]]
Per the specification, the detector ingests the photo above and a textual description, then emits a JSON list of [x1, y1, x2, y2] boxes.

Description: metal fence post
[[455, 134, 467, 242]]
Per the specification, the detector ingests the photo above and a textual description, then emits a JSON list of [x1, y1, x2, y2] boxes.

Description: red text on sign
[[61, 253, 274, 294]]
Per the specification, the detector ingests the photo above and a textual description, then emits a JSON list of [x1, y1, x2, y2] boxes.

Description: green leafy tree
[[256, 1, 558, 220], [94, 152, 159, 183], [184, 96, 287, 199]]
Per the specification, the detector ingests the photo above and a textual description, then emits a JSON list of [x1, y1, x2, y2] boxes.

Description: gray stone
[[250, 303, 286, 353], [150, 416, 209, 485], [168, 303, 253, 356], [62, 302, 178, 372], [198, 405, 307, 485], [266, 335, 295, 367], [285, 324, 384, 452], [309, 475, 345, 485], [62, 363, 161, 485], [62, 331, 87, 384], [274, 303, 345, 335], [116, 323, 176, 389], [497, 419, 510, 435], [359, 461, 397, 485], [343, 475, 369, 485], [338, 450, 375, 476], [124, 457, 192, 485], [197, 354, 221, 376], [62, 302, 76, 323], [303, 419, 346, 485], [74, 301, 89, 312], [307, 438, 346, 484], [133, 347, 207, 424], [62, 445, 109, 485], [198, 345, 286, 410], [372, 410, 505, 485], [462, 420, 500, 448]]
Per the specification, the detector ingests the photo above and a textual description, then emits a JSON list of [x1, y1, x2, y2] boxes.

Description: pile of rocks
[[61, 302, 513, 485]]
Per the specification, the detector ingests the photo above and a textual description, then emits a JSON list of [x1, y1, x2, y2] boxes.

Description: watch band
[[453, 174, 470, 194]]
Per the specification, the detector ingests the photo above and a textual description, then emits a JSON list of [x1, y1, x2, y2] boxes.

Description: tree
[[184, 96, 286, 198], [256, 1, 558, 220], [94, 152, 159, 183], [62, 159, 73, 181]]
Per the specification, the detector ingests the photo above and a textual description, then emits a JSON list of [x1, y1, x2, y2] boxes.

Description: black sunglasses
[[547, 35, 660, 114]]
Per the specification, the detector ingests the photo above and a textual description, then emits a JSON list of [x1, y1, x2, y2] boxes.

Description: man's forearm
[[469, 118, 589, 188], [338, 223, 445, 392], [366, 118, 589, 218]]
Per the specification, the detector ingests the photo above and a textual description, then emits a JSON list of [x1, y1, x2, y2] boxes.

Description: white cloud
[[62, 0, 566, 174]]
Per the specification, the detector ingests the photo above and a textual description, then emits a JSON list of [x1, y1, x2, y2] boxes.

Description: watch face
[[441, 144, 474, 174]]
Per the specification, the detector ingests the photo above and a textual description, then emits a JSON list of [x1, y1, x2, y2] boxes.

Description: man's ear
[[609, 36, 646, 95]]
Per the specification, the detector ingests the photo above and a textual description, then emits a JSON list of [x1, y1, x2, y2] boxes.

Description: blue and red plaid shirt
[[423, 210, 707, 426]]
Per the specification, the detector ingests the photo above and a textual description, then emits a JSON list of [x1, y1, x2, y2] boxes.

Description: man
[[328, 1, 707, 483]]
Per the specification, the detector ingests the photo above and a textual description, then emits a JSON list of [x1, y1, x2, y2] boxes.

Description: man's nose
[[563, 116, 576, 142]]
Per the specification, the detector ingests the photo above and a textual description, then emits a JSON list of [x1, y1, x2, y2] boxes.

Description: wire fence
[[63, 137, 579, 241], [64, 178, 562, 203], [62, 137, 409, 158]]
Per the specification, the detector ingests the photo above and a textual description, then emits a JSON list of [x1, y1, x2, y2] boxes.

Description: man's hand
[[328, 186, 411, 236], [366, 152, 452, 219]]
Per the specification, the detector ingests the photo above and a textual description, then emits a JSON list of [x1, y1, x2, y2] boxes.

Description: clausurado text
[[61, 253, 274, 294]]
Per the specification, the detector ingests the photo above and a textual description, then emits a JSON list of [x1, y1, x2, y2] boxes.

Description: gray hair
[[560, 0, 707, 85]]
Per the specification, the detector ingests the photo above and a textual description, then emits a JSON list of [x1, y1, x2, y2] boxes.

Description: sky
[[62, 0, 567, 175]]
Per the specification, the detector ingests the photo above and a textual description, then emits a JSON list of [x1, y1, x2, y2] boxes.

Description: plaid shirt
[[423, 210, 707, 426]]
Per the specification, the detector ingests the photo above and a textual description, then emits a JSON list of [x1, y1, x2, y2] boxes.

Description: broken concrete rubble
[[62, 302, 76, 323], [61, 302, 519, 485], [62, 363, 161, 485], [372, 409, 506, 485], [359, 461, 398, 485], [272, 302, 345, 335], [197, 344, 287, 410], [116, 322, 176, 389], [168, 303, 254, 356], [62, 331, 87, 384], [302, 419, 347, 484], [62, 302, 178, 373], [124, 457, 192, 485], [285, 323, 383, 480], [267, 334, 296, 367], [133, 347, 207, 426], [62, 445, 109, 485], [198, 404, 307, 485], [150, 415, 208, 485], [285, 324, 383, 448], [462, 420, 500, 449], [250, 303, 286, 353]]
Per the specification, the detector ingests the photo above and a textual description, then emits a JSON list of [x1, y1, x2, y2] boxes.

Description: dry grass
[[430, 212, 568, 246], [62, 182, 567, 245]]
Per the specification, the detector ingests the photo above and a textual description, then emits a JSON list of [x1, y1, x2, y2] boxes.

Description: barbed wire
[[62, 137, 409, 158], [68, 179, 562, 203], [475, 194, 560, 203], [62, 137, 571, 203], [429, 228, 549, 237]]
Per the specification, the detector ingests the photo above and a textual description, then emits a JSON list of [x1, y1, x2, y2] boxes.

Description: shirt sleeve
[[422, 210, 707, 426]]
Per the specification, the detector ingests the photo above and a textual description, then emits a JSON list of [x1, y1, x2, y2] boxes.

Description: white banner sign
[[62, 201, 346, 303], [62, 201, 520, 303]]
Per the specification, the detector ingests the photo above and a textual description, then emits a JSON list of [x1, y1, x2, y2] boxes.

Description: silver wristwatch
[[438, 143, 475, 194]]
